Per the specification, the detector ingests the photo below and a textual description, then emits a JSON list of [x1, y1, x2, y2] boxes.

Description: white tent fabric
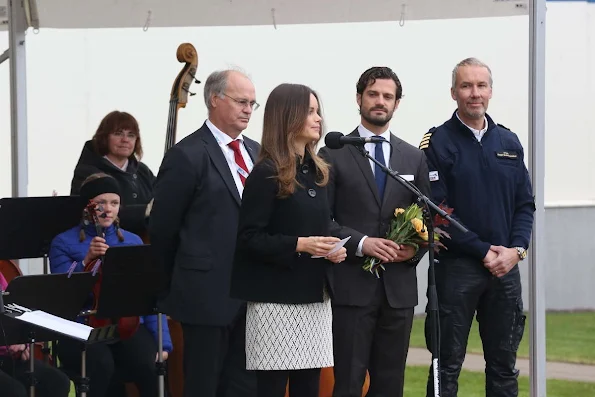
[[0, 0, 529, 30], [2, 1, 546, 396]]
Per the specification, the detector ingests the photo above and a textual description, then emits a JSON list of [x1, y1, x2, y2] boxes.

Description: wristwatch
[[515, 247, 527, 260]]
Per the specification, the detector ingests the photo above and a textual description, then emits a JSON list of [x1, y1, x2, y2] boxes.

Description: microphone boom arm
[[355, 145, 467, 232]]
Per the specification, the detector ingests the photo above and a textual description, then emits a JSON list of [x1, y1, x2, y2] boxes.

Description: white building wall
[[0, 3, 593, 309]]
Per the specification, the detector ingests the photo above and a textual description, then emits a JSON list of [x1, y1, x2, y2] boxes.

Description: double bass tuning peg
[[183, 87, 196, 96], [190, 72, 201, 85]]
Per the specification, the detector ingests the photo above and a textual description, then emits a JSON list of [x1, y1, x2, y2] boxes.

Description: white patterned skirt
[[245, 289, 334, 370]]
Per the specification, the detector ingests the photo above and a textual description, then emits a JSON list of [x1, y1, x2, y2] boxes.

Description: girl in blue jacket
[[49, 172, 172, 397]]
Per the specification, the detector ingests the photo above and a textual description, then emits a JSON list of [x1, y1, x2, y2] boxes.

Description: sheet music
[[16, 310, 93, 341]]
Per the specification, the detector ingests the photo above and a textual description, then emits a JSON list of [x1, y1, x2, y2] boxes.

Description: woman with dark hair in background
[[71, 111, 155, 236]]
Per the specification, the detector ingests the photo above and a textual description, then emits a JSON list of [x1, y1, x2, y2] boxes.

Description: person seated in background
[[70, 110, 156, 236], [0, 271, 71, 397], [50, 172, 172, 397]]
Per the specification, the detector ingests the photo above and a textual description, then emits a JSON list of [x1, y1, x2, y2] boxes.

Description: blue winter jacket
[[49, 224, 173, 352]]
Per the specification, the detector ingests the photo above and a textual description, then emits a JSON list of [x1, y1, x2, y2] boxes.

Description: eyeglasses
[[223, 93, 260, 111]]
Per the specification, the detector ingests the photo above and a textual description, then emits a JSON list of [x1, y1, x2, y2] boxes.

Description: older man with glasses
[[150, 69, 261, 397]]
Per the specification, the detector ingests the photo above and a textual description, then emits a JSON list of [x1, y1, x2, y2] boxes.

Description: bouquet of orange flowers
[[362, 202, 451, 277]]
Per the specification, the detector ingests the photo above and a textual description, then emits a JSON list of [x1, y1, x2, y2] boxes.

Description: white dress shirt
[[355, 124, 393, 256], [103, 156, 128, 171], [456, 112, 488, 141], [206, 119, 254, 198], [358, 124, 392, 174]]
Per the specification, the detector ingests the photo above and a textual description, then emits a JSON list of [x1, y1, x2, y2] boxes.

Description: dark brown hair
[[259, 83, 329, 198], [356, 66, 403, 100], [79, 173, 124, 242], [92, 111, 143, 160]]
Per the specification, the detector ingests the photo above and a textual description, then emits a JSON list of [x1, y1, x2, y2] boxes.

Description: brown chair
[[125, 383, 140, 397], [284, 368, 370, 397], [166, 318, 185, 397], [125, 318, 184, 397], [165, 319, 370, 397]]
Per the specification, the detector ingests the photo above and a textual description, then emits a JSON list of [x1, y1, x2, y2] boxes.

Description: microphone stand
[[354, 145, 468, 397]]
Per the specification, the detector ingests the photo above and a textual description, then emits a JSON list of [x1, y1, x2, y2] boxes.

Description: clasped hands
[[297, 237, 347, 264], [362, 237, 416, 263], [483, 245, 520, 277]]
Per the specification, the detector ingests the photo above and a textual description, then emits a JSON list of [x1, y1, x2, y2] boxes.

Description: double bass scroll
[[164, 43, 200, 154]]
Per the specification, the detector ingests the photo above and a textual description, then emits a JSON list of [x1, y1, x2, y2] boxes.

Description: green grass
[[409, 311, 595, 364], [66, 365, 594, 397], [404, 365, 595, 396], [67, 368, 595, 397], [66, 312, 595, 396]]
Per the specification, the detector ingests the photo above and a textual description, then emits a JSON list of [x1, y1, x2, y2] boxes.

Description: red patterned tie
[[228, 140, 249, 185]]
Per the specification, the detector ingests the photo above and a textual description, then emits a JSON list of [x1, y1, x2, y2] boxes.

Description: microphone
[[324, 131, 384, 149]]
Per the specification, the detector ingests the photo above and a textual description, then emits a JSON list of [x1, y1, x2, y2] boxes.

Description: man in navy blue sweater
[[419, 57, 535, 397]]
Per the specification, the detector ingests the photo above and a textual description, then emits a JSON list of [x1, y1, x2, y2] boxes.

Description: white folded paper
[[312, 236, 351, 258]]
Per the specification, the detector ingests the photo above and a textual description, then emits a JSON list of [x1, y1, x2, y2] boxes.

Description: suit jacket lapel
[[243, 137, 259, 164], [381, 134, 403, 210], [347, 129, 382, 206], [200, 124, 242, 206]]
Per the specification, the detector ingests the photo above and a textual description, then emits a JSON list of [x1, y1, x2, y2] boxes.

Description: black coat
[[71, 140, 155, 235], [230, 154, 332, 304], [149, 123, 261, 326]]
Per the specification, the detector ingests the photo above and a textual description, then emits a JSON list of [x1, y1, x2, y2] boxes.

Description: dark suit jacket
[[319, 128, 431, 309], [230, 155, 332, 304], [71, 140, 156, 235], [149, 122, 260, 326]]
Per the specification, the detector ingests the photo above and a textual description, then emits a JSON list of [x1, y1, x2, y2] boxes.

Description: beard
[[457, 96, 487, 120], [360, 106, 394, 127], [461, 105, 486, 119]]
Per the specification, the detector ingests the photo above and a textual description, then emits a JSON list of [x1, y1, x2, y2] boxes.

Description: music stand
[[0, 195, 82, 363], [1, 272, 115, 397], [0, 196, 82, 271], [99, 244, 169, 397]]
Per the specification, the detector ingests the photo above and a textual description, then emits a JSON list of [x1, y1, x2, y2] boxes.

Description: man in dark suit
[[319, 66, 431, 397], [149, 69, 260, 397]]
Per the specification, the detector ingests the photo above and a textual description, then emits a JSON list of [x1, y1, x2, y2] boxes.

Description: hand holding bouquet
[[362, 202, 451, 277]]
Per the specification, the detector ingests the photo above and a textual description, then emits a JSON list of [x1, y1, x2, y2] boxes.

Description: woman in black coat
[[71, 110, 155, 236], [230, 83, 347, 397]]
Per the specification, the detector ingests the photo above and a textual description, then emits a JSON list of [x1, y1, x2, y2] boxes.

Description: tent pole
[[8, 0, 29, 198], [528, 0, 547, 396]]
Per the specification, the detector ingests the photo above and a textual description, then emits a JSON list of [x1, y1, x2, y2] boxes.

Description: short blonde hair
[[451, 58, 493, 89]]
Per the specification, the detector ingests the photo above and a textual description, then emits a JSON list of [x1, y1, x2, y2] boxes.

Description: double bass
[[157, 42, 200, 397]]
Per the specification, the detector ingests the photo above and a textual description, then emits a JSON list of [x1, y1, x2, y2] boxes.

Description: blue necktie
[[374, 138, 387, 199]]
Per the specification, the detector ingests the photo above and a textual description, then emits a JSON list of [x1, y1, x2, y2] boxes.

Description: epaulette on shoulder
[[419, 127, 437, 150], [497, 123, 510, 131]]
